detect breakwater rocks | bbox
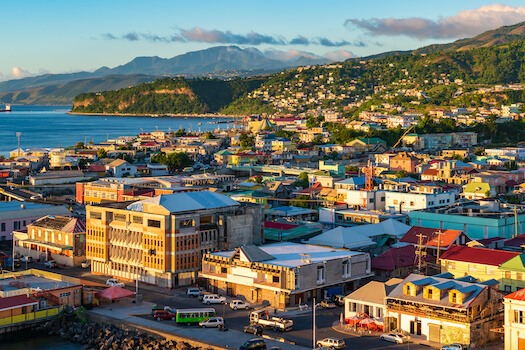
[38,313,203,350]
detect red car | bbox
[153,310,175,321]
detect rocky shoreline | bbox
[38,312,208,350]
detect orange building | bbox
[390,152,420,173]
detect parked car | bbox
[186,288,201,298]
[243,324,263,336]
[44,260,56,268]
[198,292,213,301]
[153,310,175,321]
[230,300,251,310]
[199,317,224,328]
[320,300,336,309]
[380,333,410,344]
[331,295,345,306]
[20,256,33,263]
[316,338,345,349]
[441,344,467,350]
[81,260,91,268]
[239,338,266,350]
[202,294,226,304]
[106,278,125,287]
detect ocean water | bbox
[1,330,84,350]
[0,105,235,157]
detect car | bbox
[199,317,224,328]
[243,324,263,336]
[316,338,345,349]
[202,294,226,304]
[230,300,251,310]
[441,344,467,350]
[106,278,125,287]
[331,295,345,306]
[239,338,266,350]
[198,292,213,301]
[44,260,56,268]
[20,256,33,263]
[380,333,410,344]
[153,310,175,321]
[320,300,336,309]
[81,260,91,268]
[186,288,201,298]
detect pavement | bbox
[90,299,311,350]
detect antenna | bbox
[434,230,445,265]
[415,233,427,273]
[16,132,22,157]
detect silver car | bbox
[380,332,410,344]
[316,338,345,349]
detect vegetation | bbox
[150,151,193,171]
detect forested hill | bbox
[73,40,525,115]
[72,77,270,114]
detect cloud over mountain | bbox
[324,49,355,61]
[346,4,525,39]
[103,27,354,47]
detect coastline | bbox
[67,111,244,118]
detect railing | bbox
[254,278,280,288]
[0,306,63,327]
[201,269,227,278]
[388,302,471,323]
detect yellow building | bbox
[86,191,263,288]
[440,245,521,291]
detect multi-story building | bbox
[386,273,504,347]
[76,177,157,205]
[17,215,86,266]
[384,188,455,213]
[504,288,525,350]
[86,191,263,288]
[390,152,420,173]
[0,202,71,241]
[403,132,477,150]
[410,200,525,240]
[200,242,372,307]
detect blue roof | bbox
[0,202,49,212]
[127,191,239,213]
[337,177,366,185]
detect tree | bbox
[166,152,193,170]
[396,170,408,178]
[345,165,359,173]
[97,148,107,158]
[175,129,186,137]
[290,195,310,208]
[74,142,85,149]
[205,132,217,139]
[239,133,254,148]
[293,172,309,189]
[473,147,485,156]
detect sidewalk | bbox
[90,299,311,350]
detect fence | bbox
[0,305,64,327]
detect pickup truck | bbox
[106,278,125,287]
[249,310,293,331]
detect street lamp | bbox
[16,132,21,157]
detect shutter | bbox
[428,323,441,343]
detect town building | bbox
[390,152,420,173]
[386,273,504,347]
[503,288,525,350]
[0,202,71,241]
[106,159,138,177]
[16,216,86,267]
[400,227,470,258]
[76,177,157,205]
[86,191,263,288]
[200,242,372,307]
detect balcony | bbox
[388,301,471,323]
[254,278,281,288]
[201,268,227,279]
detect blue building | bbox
[409,200,525,240]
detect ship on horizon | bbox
[0,104,11,112]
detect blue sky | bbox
[2,1,525,81]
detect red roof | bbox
[88,165,106,172]
[505,288,525,301]
[422,169,438,176]
[505,233,525,249]
[372,246,418,271]
[264,221,300,230]
[98,286,135,300]
[0,295,38,311]
[439,245,520,266]
[401,226,465,248]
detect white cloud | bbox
[346,4,525,39]
[324,50,355,62]
[9,67,33,80]
[264,49,323,62]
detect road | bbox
[24,262,431,350]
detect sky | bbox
[2,1,525,81]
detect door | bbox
[519,338,525,350]
[428,323,440,343]
[410,321,415,334]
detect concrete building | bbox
[106,159,138,177]
[504,288,525,350]
[200,242,372,307]
[76,177,156,205]
[409,201,525,240]
[86,191,263,288]
[384,189,455,213]
[386,273,504,347]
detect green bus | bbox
[175,308,216,325]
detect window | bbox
[448,262,455,269]
[468,265,477,273]
[518,273,523,280]
[514,310,525,324]
[90,212,102,220]
[451,292,457,303]
[505,285,512,293]
[369,198,374,203]
[427,288,433,299]
[148,219,161,228]
[317,264,326,284]
[505,271,511,279]
[132,216,142,224]
[410,201,414,206]
[381,197,385,202]
[342,260,351,277]
[60,292,71,298]
[393,200,398,205]
[221,267,227,274]
[1,223,5,232]
[180,219,194,228]
[486,267,494,275]
[272,275,280,283]
[114,213,126,222]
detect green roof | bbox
[463,182,491,194]
[356,137,386,144]
[215,150,232,155]
[499,254,525,272]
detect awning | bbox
[19,238,72,251]
[97,286,135,300]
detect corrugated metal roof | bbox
[439,245,520,267]
[0,204,71,221]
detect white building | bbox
[106,159,138,177]
[504,288,525,350]
[384,190,455,213]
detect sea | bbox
[1,330,84,350]
[0,105,236,157]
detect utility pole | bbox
[313,297,316,349]
[415,233,426,274]
[515,205,519,238]
[16,132,21,157]
[435,230,445,266]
